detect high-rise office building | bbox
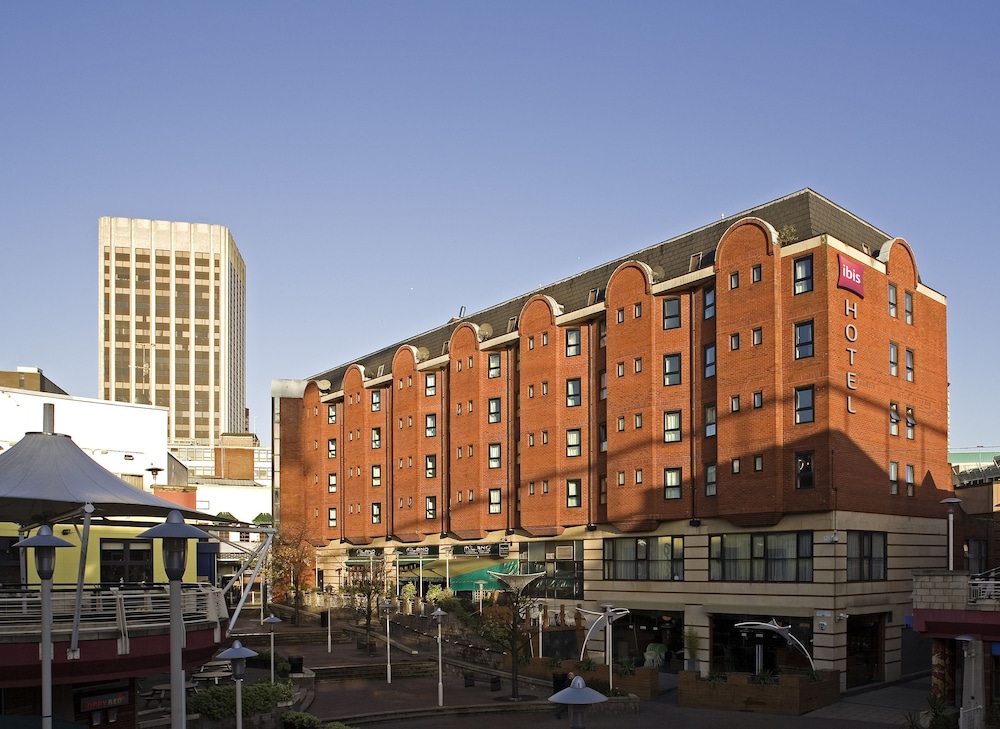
[99,217,247,445]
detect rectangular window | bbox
[617,471,625,487]
[566,378,581,407]
[528,384,535,398]
[752,264,762,283]
[603,536,684,581]
[635,469,643,484]
[889,342,898,376]
[566,328,581,356]
[566,429,582,457]
[426,413,437,436]
[705,404,716,437]
[634,413,643,429]
[754,454,763,471]
[889,461,899,495]
[566,480,582,508]
[372,503,382,524]
[706,464,717,496]
[100,538,154,585]
[542,381,548,395]
[617,307,625,323]
[328,508,337,528]
[425,373,436,396]
[371,391,381,411]
[529,482,535,495]
[795,451,814,489]
[426,496,437,519]
[634,302,642,318]
[328,439,337,458]
[905,291,913,324]
[328,404,337,424]
[542,332,548,346]
[664,411,681,443]
[794,321,814,359]
[663,298,681,330]
[966,538,988,574]
[488,352,501,378]
[598,423,607,451]
[425,455,436,478]
[489,488,502,514]
[752,327,762,346]
[704,345,715,378]
[794,386,814,424]
[906,464,915,495]
[847,531,886,581]
[731,395,740,412]
[888,283,898,317]
[710,531,813,582]
[905,349,914,382]
[371,428,381,449]
[906,406,915,439]
[456,360,462,372]
[617,362,625,377]
[328,473,337,492]
[704,288,715,319]
[599,319,607,347]
[489,443,501,469]
[634,357,642,373]
[488,397,501,423]
[664,467,682,500]
[599,371,607,399]
[663,354,681,386]
[730,271,739,289]
[793,255,813,294]
[372,465,382,487]
[617,416,625,432]
[456,402,462,415]
[753,391,763,409]
[528,336,535,350]
[541,432,548,444]
[890,402,900,436]
[730,333,740,351]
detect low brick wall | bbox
[505,657,660,700]
[678,670,840,715]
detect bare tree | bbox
[488,571,544,701]
[266,524,314,625]
[344,557,388,654]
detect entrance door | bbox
[846,614,883,687]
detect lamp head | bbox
[14,525,73,581]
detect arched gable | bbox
[607,260,655,299]
[519,294,563,331]
[877,238,919,288]
[715,217,778,270]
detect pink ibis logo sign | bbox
[837,254,865,298]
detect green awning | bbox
[396,558,518,591]
[216,511,236,523]
[252,512,273,525]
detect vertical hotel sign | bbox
[838,253,865,414]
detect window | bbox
[372,503,382,524]
[732,458,740,474]
[706,464,717,496]
[906,349,914,382]
[663,298,681,330]
[664,411,681,443]
[598,423,607,451]
[542,481,548,494]
[467,400,473,413]
[617,471,625,487]
[328,439,337,458]
[426,496,437,519]
[328,508,337,528]
[456,360,462,372]
[710,531,813,582]
[889,342,898,376]
[100,539,153,585]
[599,371,607,399]
[730,271,739,289]
[566,480,582,508]
[617,307,625,323]
[635,469,643,484]
[704,345,715,378]
[425,373,436,396]
[617,416,625,432]
[528,384,534,398]
[529,482,535,495]
[794,386,814,424]
[528,434,534,447]
[664,468,682,500]
[371,465,381,487]
[795,451,814,489]
[328,473,337,492]
[752,327,762,346]
[528,336,535,350]
[426,413,436,436]
[425,455,436,478]
[371,428,381,449]
[488,443,501,469]
[904,291,913,324]
[754,454,763,472]
[889,402,900,436]
[566,379,581,407]
[634,413,643,429]
[730,333,740,351]
[634,357,642,373]
[488,352,501,378]
[566,429,582,457]
[617,362,625,377]
[634,302,642,318]
[793,255,813,294]
[456,402,462,415]
[888,283,897,317]
[566,329,581,356]
[488,397,501,423]
[906,407,915,439]
[542,332,548,346]
[731,395,740,412]
[752,264,762,283]
[966,538,988,574]
[906,464,915,495]
[794,321,814,359]
[328,404,337,424]
[753,391,763,409]
[542,381,548,395]
[541,432,548,444]
[489,489,502,514]
[599,319,607,347]
[663,354,681,386]
[704,288,715,319]
[603,536,684,581]
[705,404,717,437]
[468,357,474,369]
[889,461,899,494]
[371,391,381,411]
[847,531,886,581]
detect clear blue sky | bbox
[2,2,997,453]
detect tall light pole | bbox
[263,614,282,683]
[536,601,546,658]
[475,580,486,613]
[16,525,72,729]
[432,607,446,706]
[219,640,257,729]
[382,598,393,684]
[941,497,962,571]
[138,510,211,729]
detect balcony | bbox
[912,569,1000,641]
[0,583,228,688]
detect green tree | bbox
[344,557,388,654]
[266,524,314,625]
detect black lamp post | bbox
[218,639,258,729]
[15,525,72,729]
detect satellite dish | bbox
[316,379,331,392]
[416,347,430,362]
[479,323,494,340]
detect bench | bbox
[462,672,501,690]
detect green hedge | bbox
[187,679,293,720]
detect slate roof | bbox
[310,189,891,391]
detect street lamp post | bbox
[536,601,546,658]
[15,525,72,729]
[138,510,211,729]
[263,614,282,683]
[941,497,962,571]
[432,607,446,707]
[475,580,486,613]
[218,640,258,729]
[548,675,608,729]
[382,598,393,684]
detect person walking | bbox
[554,671,575,719]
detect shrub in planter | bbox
[188,679,293,719]
[281,711,322,729]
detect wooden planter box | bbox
[678,670,840,715]
[506,657,659,700]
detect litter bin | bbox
[552,671,569,693]
[320,611,329,628]
[289,656,304,674]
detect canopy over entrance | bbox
[397,558,518,591]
